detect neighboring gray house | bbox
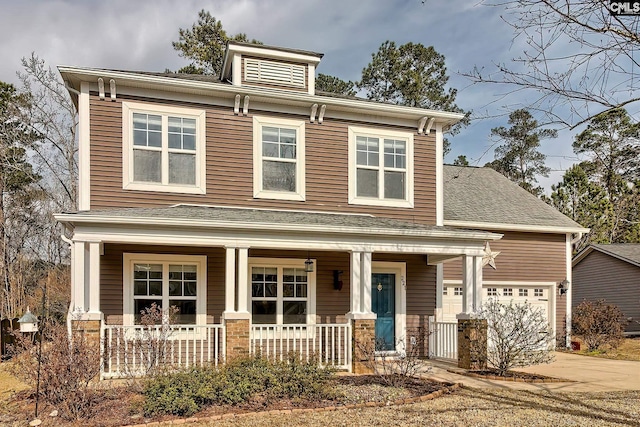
[573,244,640,334]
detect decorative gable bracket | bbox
[309,104,327,123]
[233,94,251,116]
[417,116,435,135]
[97,78,116,101]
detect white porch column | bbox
[459,255,484,317]
[237,248,249,315]
[223,247,236,315]
[88,242,101,314]
[435,264,444,321]
[472,255,483,312]
[461,255,474,315]
[348,251,362,315]
[72,241,86,313]
[360,252,373,314]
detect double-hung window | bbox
[249,258,315,325]
[348,126,413,207]
[123,254,207,326]
[253,116,305,201]
[123,102,206,194]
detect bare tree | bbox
[466,1,640,129]
[479,299,555,376]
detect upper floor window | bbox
[122,102,206,194]
[253,116,305,201]
[348,126,414,208]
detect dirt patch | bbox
[451,368,570,383]
[0,375,454,427]
[567,337,640,361]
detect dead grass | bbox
[572,337,640,361]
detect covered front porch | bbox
[55,205,500,378]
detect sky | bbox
[0,0,582,192]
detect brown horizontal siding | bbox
[89,94,436,224]
[573,250,640,333]
[443,231,566,282]
[101,244,225,324]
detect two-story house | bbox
[55,42,585,377]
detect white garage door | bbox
[442,284,551,323]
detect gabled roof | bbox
[573,244,640,268]
[443,165,588,234]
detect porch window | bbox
[249,259,316,325]
[348,126,414,208]
[123,254,207,326]
[122,101,206,194]
[253,116,306,201]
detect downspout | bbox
[61,234,73,336]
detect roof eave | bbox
[573,245,640,268]
[443,220,589,235]
[55,213,502,242]
[57,66,465,127]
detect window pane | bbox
[384,171,405,199]
[134,281,147,296]
[280,143,296,159]
[147,114,161,131]
[283,301,306,324]
[169,281,181,296]
[168,133,181,149]
[252,283,264,298]
[170,300,196,324]
[280,128,296,144]
[133,149,161,182]
[147,130,161,148]
[252,301,277,324]
[134,299,162,324]
[283,283,294,297]
[263,142,279,158]
[262,127,279,142]
[133,113,147,130]
[183,134,196,151]
[133,130,147,146]
[296,283,307,298]
[357,168,378,197]
[263,160,296,192]
[169,153,196,185]
[265,282,277,297]
[183,118,196,134]
[149,281,162,296]
[168,117,182,133]
[184,281,197,297]
[265,268,277,282]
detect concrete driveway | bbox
[426,352,640,392]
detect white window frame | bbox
[348,126,414,208]
[247,257,316,325]
[123,253,207,327]
[122,101,206,194]
[253,116,306,201]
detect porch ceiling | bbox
[55,205,502,255]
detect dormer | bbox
[220,42,323,95]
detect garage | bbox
[441,282,555,331]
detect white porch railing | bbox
[101,324,225,379]
[428,316,458,361]
[250,323,351,371]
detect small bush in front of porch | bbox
[572,299,628,351]
[142,355,337,417]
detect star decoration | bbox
[482,242,500,270]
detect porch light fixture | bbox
[304,253,314,273]
[333,270,343,291]
[558,279,569,296]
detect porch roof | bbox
[56,205,501,241]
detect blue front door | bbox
[372,273,395,351]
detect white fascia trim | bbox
[58,67,464,127]
[443,220,589,234]
[78,82,90,210]
[225,44,322,66]
[55,214,501,241]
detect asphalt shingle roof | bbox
[443,165,584,230]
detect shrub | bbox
[143,355,336,416]
[572,299,628,351]
[479,299,555,376]
[10,320,101,420]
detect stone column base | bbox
[225,318,250,360]
[70,319,102,344]
[352,319,376,374]
[457,318,487,370]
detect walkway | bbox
[425,352,640,392]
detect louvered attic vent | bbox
[244,58,306,88]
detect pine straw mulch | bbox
[0,375,455,427]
